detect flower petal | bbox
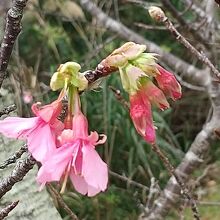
[156,65,182,100]
[27,123,56,163]
[82,144,108,192]
[69,171,88,195]
[130,93,156,143]
[0,116,39,139]
[37,143,74,185]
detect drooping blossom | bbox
[100,42,182,143]
[156,65,182,100]
[37,111,108,197]
[0,91,64,163]
[130,92,155,143]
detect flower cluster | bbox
[101,42,181,143]
[0,62,108,197]
[0,42,182,197]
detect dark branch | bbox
[0,154,35,198]
[0,201,19,219]
[0,0,29,88]
[0,104,16,117]
[0,145,27,169]
[47,184,79,220]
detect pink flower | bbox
[130,92,155,143]
[156,65,182,100]
[141,79,170,111]
[37,112,108,197]
[0,92,64,163]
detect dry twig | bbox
[0,0,29,88]
[0,104,16,117]
[0,201,19,219]
[0,145,27,169]
[47,184,79,220]
[0,154,35,198]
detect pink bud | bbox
[156,65,182,100]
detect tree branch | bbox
[0,104,16,117]
[0,145,27,169]
[79,0,210,87]
[141,82,220,219]
[0,200,19,219]
[0,0,29,88]
[0,154,35,198]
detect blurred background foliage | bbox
[1,0,220,219]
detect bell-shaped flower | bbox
[130,92,155,143]
[50,62,88,92]
[156,65,182,100]
[0,91,64,163]
[37,112,108,197]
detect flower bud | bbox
[148,6,166,22]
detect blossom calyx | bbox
[50,62,88,91]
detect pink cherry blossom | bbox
[156,65,182,100]
[130,92,155,143]
[37,112,108,197]
[0,92,64,163]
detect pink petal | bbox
[72,112,89,139]
[69,171,88,195]
[32,90,64,123]
[141,80,170,110]
[88,131,99,145]
[87,185,102,197]
[82,144,108,192]
[37,143,74,185]
[130,93,156,143]
[0,116,39,139]
[156,65,182,100]
[27,123,56,163]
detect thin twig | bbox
[151,143,200,220]
[0,0,29,88]
[0,201,19,219]
[156,11,220,79]
[0,145,27,169]
[109,170,149,191]
[108,86,130,109]
[47,184,79,220]
[0,154,35,198]
[0,104,16,117]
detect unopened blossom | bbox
[156,65,182,100]
[0,91,64,162]
[37,111,108,197]
[130,92,155,143]
[101,42,182,143]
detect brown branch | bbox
[149,8,220,80]
[142,82,220,219]
[0,154,35,198]
[108,86,130,110]
[0,0,29,88]
[161,0,209,48]
[0,201,19,219]
[79,0,210,87]
[0,104,16,117]
[109,170,149,191]
[150,143,200,220]
[0,145,27,169]
[47,184,79,220]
